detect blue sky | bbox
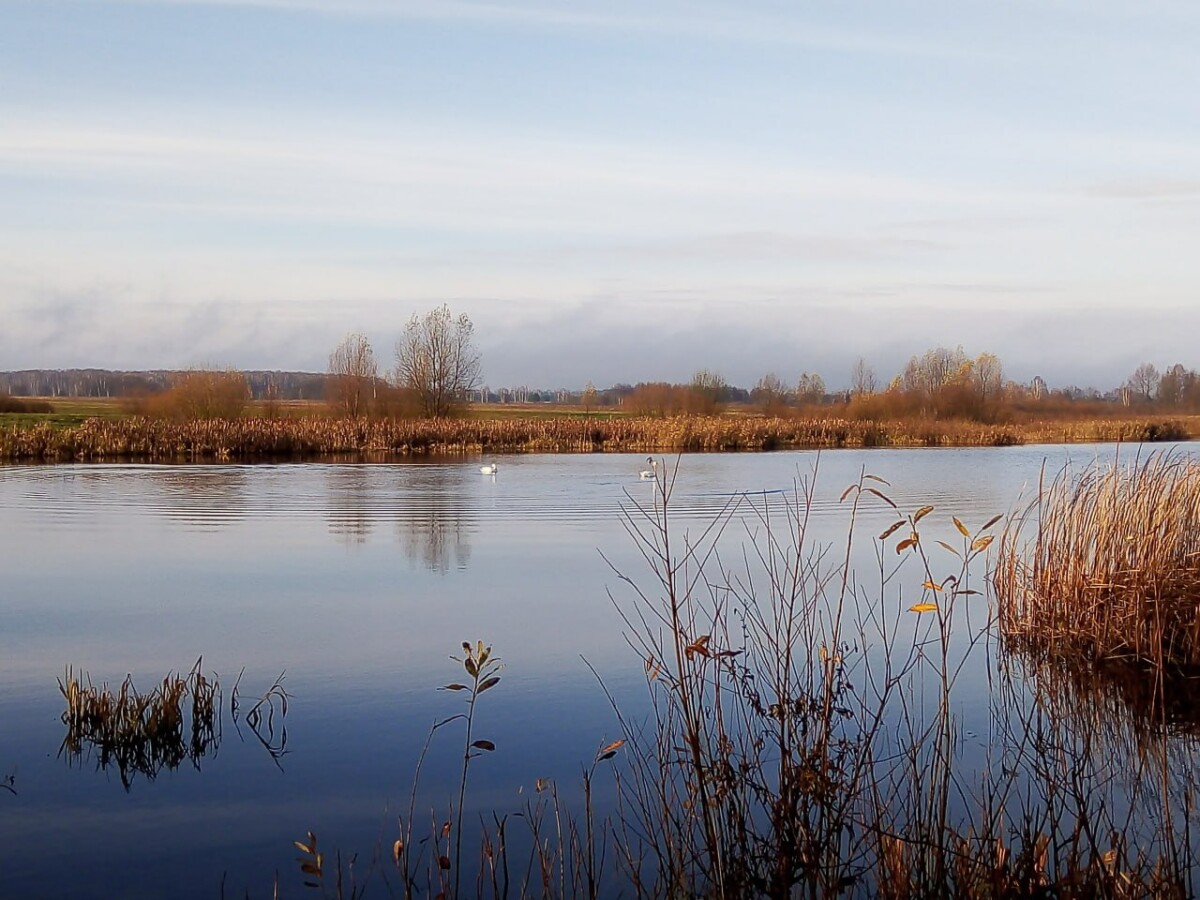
[3,0,1199,390]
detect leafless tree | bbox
[1126,362,1160,403]
[394,305,481,418]
[795,371,826,405]
[973,352,1004,401]
[850,357,877,397]
[328,332,378,418]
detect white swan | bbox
[480,463,498,475]
[639,457,657,480]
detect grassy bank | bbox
[0,413,1193,461]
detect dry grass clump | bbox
[59,659,220,789]
[996,452,1200,669]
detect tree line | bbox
[5,305,1200,424]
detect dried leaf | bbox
[441,683,469,691]
[597,738,626,761]
[981,514,1003,531]
[439,855,451,871]
[895,538,916,554]
[477,676,501,693]
[294,841,313,854]
[913,505,935,523]
[878,520,906,541]
[971,535,994,551]
[464,658,478,678]
[863,474,891,485]
[392,839,403,863]
[935,540,961,558]
[865,487,897,508]
[301,863,321,876]
[839,485,857,502]
[909,602,938,613]
[472,739,496,751]
[922,581,943,592]
[953,516,970,537]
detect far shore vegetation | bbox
[3,307,1200,460]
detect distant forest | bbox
[0,369,331,401]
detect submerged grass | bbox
[0,414,1192,461]
[995,451,1200,669]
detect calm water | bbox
[0,445,1176,897]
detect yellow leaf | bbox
[953,516,970,537]
[895,538,916,554]
[922,581,943,592]
[878,519,905,541]
[971,535,994,551]
[909,602,938,613]
[913,505,935,523]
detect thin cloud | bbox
[72,0,978,59]
[1081,178,1200,200]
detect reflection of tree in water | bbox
[395,469,474,574]
[326,467,374,545]
[145,467,248,529]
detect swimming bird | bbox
[639,457,657,480]
[480,463,499,475]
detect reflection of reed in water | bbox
[1004,639,1200,737]
[148,468,248,529]
[59,660,288,789]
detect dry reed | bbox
[1,414,1191,461]
[995,451,1200,669]
[59,659,220,789]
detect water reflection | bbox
[394,467,474,573]
[146,467,248,529]
[326,466,374,545]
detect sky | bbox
[2,0,1200,391]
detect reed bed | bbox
[0,414,1191,461]
[995,451,1200,670]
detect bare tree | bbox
[795,371,826,405]
[394,305,482,418]
[328,332,378,418]
[850,357,877,397]
[1126,362,1160,403]
[973,352,1004,401]
[582,380,598,415]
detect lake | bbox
[0,445,1189,897]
